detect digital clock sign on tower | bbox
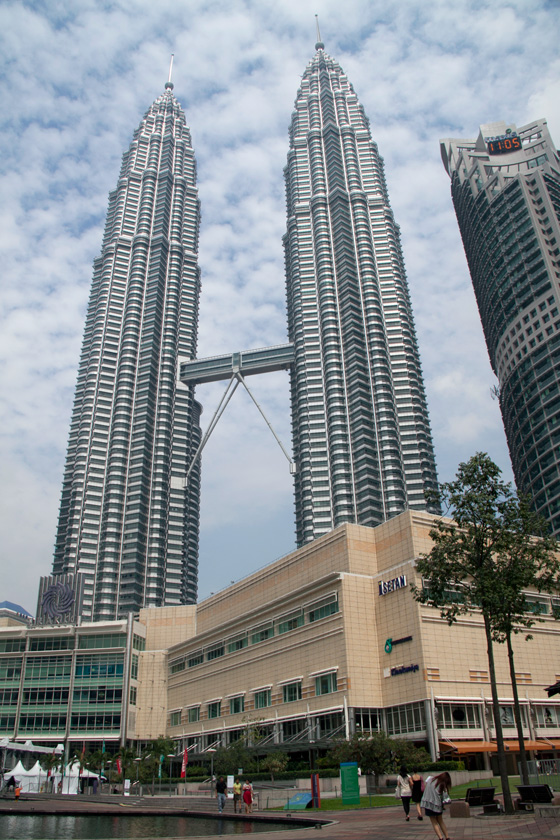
[485,132,522,155]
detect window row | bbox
[169,595,339,674]
[171,672,339,725]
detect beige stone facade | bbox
[158,511,560,769]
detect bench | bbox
[449,787,496,819]
[516,784,554,811]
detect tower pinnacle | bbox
[315,15,324,50]
[165,53,174,90]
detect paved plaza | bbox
[2,795,560,840]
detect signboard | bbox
[35,573,84,625]
[340,761,360,805]
[385,635,412,653]
[378,575,407,596]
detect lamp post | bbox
[207,748,217,789]
[134,757,141,792]
[167,754,175,797]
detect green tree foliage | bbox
[260,752,289,782]
[329,733,427,785]
[413,453,560,811]
[212,741,257,777]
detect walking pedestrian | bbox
[242,779,253,813]
[396,765,412,821]
[420,772,452,840]
[410,767,424,820]
[233,777,242,813]
[216,776,227,813]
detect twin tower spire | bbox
[53,41,439,620]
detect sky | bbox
[1,0,559,614]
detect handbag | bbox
[395,786,401,798]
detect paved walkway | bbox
[1,794,560,839]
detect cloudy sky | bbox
[1,0,559,614]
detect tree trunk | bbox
[484,615,513,813]
[506,631,529,785]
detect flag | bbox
[116,757,122,775]
[180,748,188,778]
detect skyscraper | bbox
[53,80,202,620]
[283,41,439,544]
[441,119,560,535]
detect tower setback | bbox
[53,83,202,620]
[441,119,560,535]
[284,43,439,544]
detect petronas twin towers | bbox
[53,42,438,620]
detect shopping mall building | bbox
[2,511,560,772]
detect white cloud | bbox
[0,0,558,611]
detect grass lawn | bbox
[271,776,544,811]
[449,776,522,798]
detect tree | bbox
[212,741,257,777]
[330,732,394,787]
[413,453,560,813]
[483,494,559,783]
[260,753,289,783]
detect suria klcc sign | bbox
[378,574,407,596]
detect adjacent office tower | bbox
[284,41,439,545]
[53,81,202,620]
[441,120,560,535]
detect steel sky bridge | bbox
[179,344,296,483]
[179,343,294,385]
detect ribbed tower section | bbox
[284,43,439,546]
[53,82,202,620]
[441,119,560,536]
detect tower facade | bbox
[53,82,202,620]
[284,43,439,545]
[441,119,560,535]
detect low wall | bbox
[179,769,494,808]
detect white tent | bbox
[17,761,49,793]
[2,760,49,793]
[51,763,100,795]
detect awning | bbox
[501,740,550,752]
[439,740,497,754]
[535,738,560,749]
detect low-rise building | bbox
[1,510,560,774]
[165,511,560,771]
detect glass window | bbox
[277,612,304,634]
[251,625,274,644]
[283,682,302,703]
[188,652,203,668]
[386,702,426,736]
[229,696,245,715]
[207,644,224,661]
[208,701,221,719]
[29,637,71,652]
[315,672,337,696]
[170,711,181,726]
[536,706,560,727]
[188,707,200,723]
[78,634,127,649]
[254,689,271,709]
[0,639,26,653]
[308,596,338,622]
[227,635,248,653]
[439,703,481,729]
